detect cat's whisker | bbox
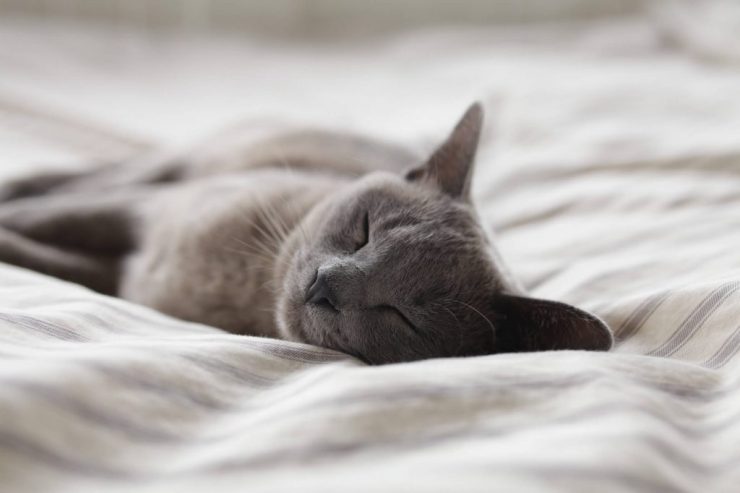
[252,206,284,248]
[269,201,293,242]
[233,225,276,260]
[289,205,310,245]
[255,179,290,236]
[235,200,283,251]
[227,203,297,275]
[223,240,262,258]
[434,301,464,357]
[446,298,496,350]
[253,196,282,240]
[258,277,281,292]
[224,250,272,271]
[231,236,274,261]
[275,157,311,244]
[225,239,279,270]
[258,199,290,245]
[224,241,286,294]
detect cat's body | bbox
[123,170,329,338]
[1,129,412,336]
[0,104,613,363]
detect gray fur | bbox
[0,103,612,364]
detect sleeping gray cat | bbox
[0,103,612,364]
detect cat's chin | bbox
[274,287,332,347]
[300,304,338,344]
[281,298,362,358]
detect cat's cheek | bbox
[295,247,312,269]
[274,279,307,343]
[301,305,334,343]
[273,296,295,341]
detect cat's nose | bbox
[305,269,338,310]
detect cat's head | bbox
[276,103,612,364]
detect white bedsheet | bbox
[2,6,740,492]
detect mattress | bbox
[2,5,740,492]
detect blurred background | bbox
[0,0,739,187]
[0,0,646,35]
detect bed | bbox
[1,3,740,491]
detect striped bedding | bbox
[2,7,740,492]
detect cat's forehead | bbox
[361,182,495,285]
[351,172,475,225]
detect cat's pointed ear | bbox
[492,295,613,352]
[405,102,484,200]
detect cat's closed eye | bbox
[354,211,370,251]
[378,305,419,335]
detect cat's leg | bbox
[0,170,86,202]
[0,189,151,293]
[0,189,147,253]
[0,227,119,294]
[0,153,185,202]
